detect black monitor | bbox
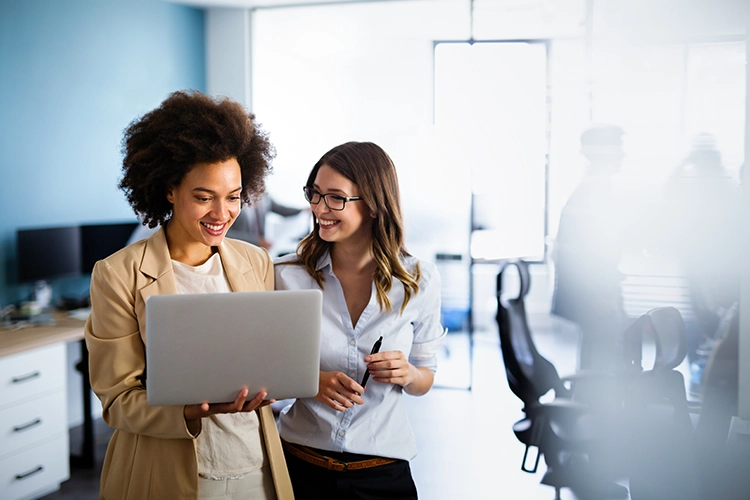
[16,226,83,283]
[80,222,140,273]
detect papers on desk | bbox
[68,308,91,321]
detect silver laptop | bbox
[145,289,322,406]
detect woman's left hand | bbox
[184,389,274,420]
[364,350,416,387]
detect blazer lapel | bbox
[136,227,178,335]
[217,240,255,292]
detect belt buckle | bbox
[327,457,348,471]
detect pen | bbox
[360,336,383,387]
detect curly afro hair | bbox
[118,90,275,228]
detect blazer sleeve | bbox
[85,259,198,440]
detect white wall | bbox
[206,7,252,107]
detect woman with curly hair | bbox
[84,90,293,499]
[275,141,446,499]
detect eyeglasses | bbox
[303,186,363,211]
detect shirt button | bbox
[350,372,356,378]
[349,340,355,346]
[339,431,345,437]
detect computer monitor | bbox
[16,226,83,283]
[80,222,140,273]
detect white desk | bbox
[0,314,90,500]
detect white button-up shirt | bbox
[274,251,446,461]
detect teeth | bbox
[318,219,337,226]
[202,222,224,231]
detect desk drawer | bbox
[0,434,69,500]
[0,343,65,408]
[0,391,67,459]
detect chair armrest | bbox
[542,399,590,411]
[560,371,624,407]
[561,370,616,384]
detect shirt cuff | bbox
[409,327,448,372]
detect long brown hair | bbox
[296,142,420,313]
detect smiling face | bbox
[165,158,242,265]
[311,164,373,246]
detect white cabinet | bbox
[0,342,69,500]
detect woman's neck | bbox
[165,224,215,266]
[330,240,375,275]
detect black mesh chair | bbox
[620,306,701,500]
[496,260,627,500]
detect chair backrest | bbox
[621,306,688,373]
[496,260,567,408]
[648,306,688,372]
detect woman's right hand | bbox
[184,388,273,420]
[315,371,364,411]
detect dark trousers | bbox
[284,448,418,500]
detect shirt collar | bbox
[315,250,333,273]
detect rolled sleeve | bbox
[409,327,448,372]
[408,261,446,372]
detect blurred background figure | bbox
[551,124,628,372]
[660,133,741,395]
[227,192,305,252]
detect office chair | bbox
[496,260,627,500]
[620,306,701,500]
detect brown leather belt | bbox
[282,440,397,471]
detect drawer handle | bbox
[14,466,43,480]
[11,371,41,383]
[13,418,42,432]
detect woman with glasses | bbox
[274,141,446,499]
[84,90,293,499]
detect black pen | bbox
[360,336,383,387]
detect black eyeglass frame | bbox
[303,186,363,211]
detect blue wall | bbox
[0,0,205,304]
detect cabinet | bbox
[0,342,69,500]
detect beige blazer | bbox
[85,227,294,499]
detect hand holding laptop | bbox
[184,388,275,420]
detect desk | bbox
[0,314,84,357]
[0,313,95,470]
